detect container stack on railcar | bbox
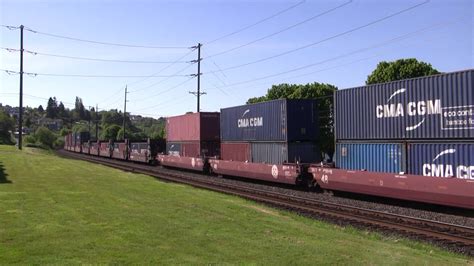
[210,99,321,185]
[309,69,474,208]
[129,139,165,163]
[99,140,112,158]
[165,112,220,157]
[71,132,90,153]
[158,112,220,171]
[111,139,129,160]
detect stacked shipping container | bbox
[166,112,220,157]
[334,69,474,179]
[220,99,321,165]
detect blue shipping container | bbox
[335,143,405,173]
[408,143,474,180]
[220,99,319,142]
[335,70,474,140]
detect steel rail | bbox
[58,150,474,254]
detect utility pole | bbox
[123,86,128,140]
[18,25,24,150]
[95,104,99,140]
[197,43,201,112]
[189,43,205,112]
[88,106,91,135]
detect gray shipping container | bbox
[220,99,319,142]
[250,142,321,165]
[407,142,474,179]
[335,142,405,173]
[335,70,474,140]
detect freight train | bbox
[64,69,474,209]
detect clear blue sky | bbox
[1,0,472,118]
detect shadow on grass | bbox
[0,162,11,184]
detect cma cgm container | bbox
[335,70,474,140]
[220,99,319,142]
[408,142,474,180]
[251,142,321,164]
[335,143,405,173]
[166,112,220,142]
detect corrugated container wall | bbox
[335,143,405,173]
[335,70,474,140]
[166,112,220,141]
[220,142,251,162]
[220,99,319,142]
[407,143,474,179]
[250,142,321,165]
[167,141,220,157]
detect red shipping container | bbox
[166,112,220,141]
[221,142,251,162]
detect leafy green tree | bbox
[247,96,268,104]
[0,110,15,145]
[57,102,69,119]
[46,97,58,118]
[246,82,337,159]
[366,58,440,85]
[101,124,121,140]
[74,97,86,120]
[72,122,89,133]
[35,127,57,148]
[38,105,44,114]
[25,117,32,128]
[59,127,71,136]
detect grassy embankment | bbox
[0,145,471,264]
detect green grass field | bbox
[0,145,471,264]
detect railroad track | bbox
[58,150,474,255]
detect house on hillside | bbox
[37,117,63,131]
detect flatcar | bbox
[64,69,474,209]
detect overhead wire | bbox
[132,77,196,111]
[205,0,305,45]
[0,24,20,30]
[131,75,196,102]
[203,0,430,75]
[0,69,191,78]
[211,18,457,90]
[0,48,190,64]
[239,28,452,96]
[204,0,352,59]
[126,48,196,89]
[23,26,190,49]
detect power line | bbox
[205,0,305,45]
[126,48,196,88]
[24,26,190,49]
[211,19,454,90]
[203,0,430,75]
[236,28,451,95]
[128,63,195,93]
[205,0,352,59]
[0,48,190,64]
[0,24,20,30]
[0,69,192,78]
[94,49,196,105]
[132,77,196,111]
[131,76,195,102]
[0,92,77,107]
